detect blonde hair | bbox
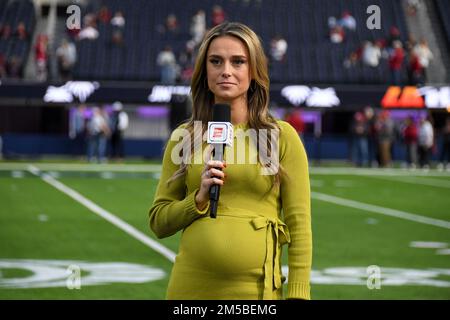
[168,22,283,190]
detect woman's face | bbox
[206,35,251,104]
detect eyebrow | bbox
[208,54,248,59]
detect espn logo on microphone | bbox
[207,122,233,146]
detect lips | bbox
[217,82,236,85]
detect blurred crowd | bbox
[0,2,437,87]
[331,5,434,86]
[69,102,129,163]
[349,106,450,171]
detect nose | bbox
[221,62,232,78]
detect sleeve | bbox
[278,121,312,300]
[148,127,210,239]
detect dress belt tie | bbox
[251,216,291,300]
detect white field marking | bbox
[11,171,24,178]
[309,167,450,177]
[280,266,450,287]
[333,180,357,188]
[0,259,166,289]
[436,249,450,255]
[310,179,324,187]
[1,162,450,176]
[47,171,60,179]
[311,191,450,230]
[369,175,450,189]
[410,241,448,249]
[27,165,176,263]
[365,218,378,225]
[100,172,115,179]
[0,162,162,172]
[38,214,49,222]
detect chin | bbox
[214,93,236,102]
[215,92,246,102]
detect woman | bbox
[149,22,312,300]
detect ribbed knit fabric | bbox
[149,120,312,300]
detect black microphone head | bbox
[212,103,231,122]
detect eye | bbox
[233,59,246,65]
[209,58,221,65]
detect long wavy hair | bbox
[168,22,283,189]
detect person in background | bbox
[0,53,7,78]
[402,115,418,169]
[69,104,87,158]
[364,106,377,167]
[339,11,356,31]
[407,49,423,85]
[211,5,226,26]
[156,46,179,85]
[285,108,305,141]
[166,13,179,34]
[15,22,29,40]
[329,25,345,44]
[109,101,129,162]
[110,11,126,46]
[6,55,23,79]
[437,117,450,171]
[413,39,433,83]
[1,24,11,40]
[361,41,382,68]
[78,18,99,41]
[190,10,206,45]
[56,39,77,81]
[149,22,312,300]
[179,40,197,84]
[376,110,395,168]
[350,111,369,167]
[34,34,48,81]
[97,6,112,24]
[270,35,288,63]
[417,115,434,170]
[111,11,125,28]
[87,106,110,163]
[388,40,405,85]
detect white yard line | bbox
[1,163,449,176]
[0,162,162,172]
[309,167,450,177]
[311,191,450,230]
[369,175,450,189]
[27,165,176,263]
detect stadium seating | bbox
[435,0,450,46]
[0,0,36,78]
[69,0,408,84]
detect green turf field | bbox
[0,162,449,299]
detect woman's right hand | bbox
[195,160,226,211]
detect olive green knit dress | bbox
[149,121,312,300]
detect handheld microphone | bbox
[207,104,233,218]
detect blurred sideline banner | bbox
[1,80,449,110]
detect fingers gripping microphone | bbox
[207,104,233,218]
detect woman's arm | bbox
[278,121,312,300]
[149,129,209,239]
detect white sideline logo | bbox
[281,86,340,107]
[281,265,450,287]
[44,81,100,103]
[0,259,166,289]
[147,85,191,103]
